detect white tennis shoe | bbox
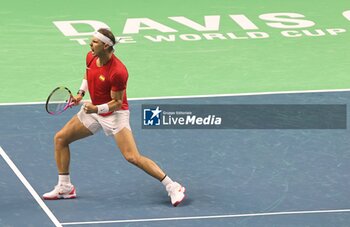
[43,184,76,200]
[166,182,186,207]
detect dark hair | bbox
[98,28,116,52]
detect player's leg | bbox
[114,127,165,179]
[54,115,93,174]
[114,127,186,206]
[43,109,98,200]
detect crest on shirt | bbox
[99,75,105,81]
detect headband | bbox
[93,31,115,47]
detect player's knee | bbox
[124,153,140,165]
[54,131,68,147]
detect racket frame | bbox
[45,86,74,115]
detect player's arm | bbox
[108,89,124,112]
[83,89,124,114]
[72,75,88,105]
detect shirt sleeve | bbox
[111,67,128,91]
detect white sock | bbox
[58,174,71,185]
[161,175,173,187]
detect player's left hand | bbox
[83,102,97,114]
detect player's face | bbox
[90,37,105,56]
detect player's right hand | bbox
[71,95,83,106]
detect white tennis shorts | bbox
[77,105,131,136]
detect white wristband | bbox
[97,104,109,114]
[80,79,88,92]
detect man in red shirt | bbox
[43,28,186,207]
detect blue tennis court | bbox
[1,91,350,226]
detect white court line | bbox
[1,88,350,106]
[61,208,350,225]
[0,146,62,227]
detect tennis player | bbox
[43,28,186,206]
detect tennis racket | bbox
[45,87,75,115]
